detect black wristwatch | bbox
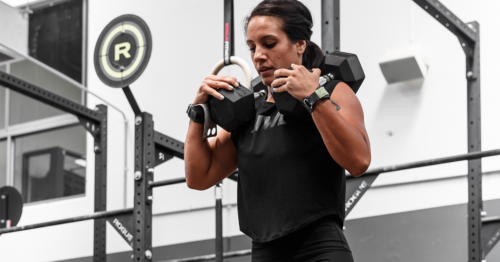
[302,86,330,113]
[186,104,205,124]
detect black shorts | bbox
[251,215,354,262]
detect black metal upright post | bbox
[465,22,482,262]
[215,183,223,262]
[321,0,340,54]
[133,112,155,261]
[223,0,234,65]
[93,105,108,262]
[410,1,482,260]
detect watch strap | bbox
[302,86,330,113]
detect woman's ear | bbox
[296,40,306,55]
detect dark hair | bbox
[244,0,324,69]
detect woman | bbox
[185,0,371,261]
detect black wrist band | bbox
[302,86,330,113]
[186,104,205,124]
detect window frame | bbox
[0,0,88,204]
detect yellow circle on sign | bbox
[100,23,146,79]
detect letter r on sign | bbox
[115,42,132,61]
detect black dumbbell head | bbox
[322,51,365,93]
[251,76,267,94]
[271,88,307,117]
[270,67,311,117]
[209,84,255,132]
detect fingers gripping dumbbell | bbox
[271,51,365,117]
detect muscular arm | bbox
[184,121,238,190]
[311,82,371,176]
[272,66,371,176]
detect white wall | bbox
[1,0,500,261]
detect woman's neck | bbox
[266,86,275,103]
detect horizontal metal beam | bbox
[360,148,500,177]
[0,208,133,235]
[154,131,184,159]
[161,249,251,262]
[149,171,239,189]
[149,177,186,188]
[413,0,477,43]
[0,71,103,123]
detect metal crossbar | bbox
[0,208,133,235]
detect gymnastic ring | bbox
[210,56,252,89]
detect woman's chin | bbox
[260,76,274,87]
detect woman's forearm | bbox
[311,99,371,176]
[184,120,213,189]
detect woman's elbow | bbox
[348,157,370,177]
[185,174,210,191]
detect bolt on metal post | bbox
[135,116,142,125]
[134,171,142,180]
[145,250,152,259]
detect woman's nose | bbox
[253,47,266,63]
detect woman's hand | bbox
[271,64,321,100]
[193,75,240,105]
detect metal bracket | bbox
[77,116,100,138]
[107,213,134,248]
[482,217,500,258]
[200,103,217,139]
[345,173,380,217]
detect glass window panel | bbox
[0,65,4,129]
[0,140,6,187]
[13,126,86,203]
[29,0,83,83]
[9,60,82,125]
[0,86,4,129]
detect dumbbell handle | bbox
[319,73,334,86]
[254,90,267,100]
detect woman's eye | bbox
[265,42,276,48]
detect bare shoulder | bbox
[331,82,366,128]
[331,82,361,110]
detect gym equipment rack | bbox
[0,71,110,261]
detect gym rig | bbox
[0,0,499,262]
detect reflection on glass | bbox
[0,140,6,187]
[14,126,86,203]
[23,148,85,203]
[9,60,82,125]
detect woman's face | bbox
[246,16,306,87]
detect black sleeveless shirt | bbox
[231,80,346,243]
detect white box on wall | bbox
[379,44,429,84]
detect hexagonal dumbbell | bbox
[321,51,365,94]
[208,83,266,132]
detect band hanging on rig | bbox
[223,0,235,65]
